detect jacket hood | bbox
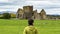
[28,26,35,31]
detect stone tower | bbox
[23,6,33,19]
[39,9,46,20]
[16,8,24,19]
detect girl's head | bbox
[28,19,34,26]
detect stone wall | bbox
[39,9,46,20]
[23,6,33,19]
[16,8,24,19]
[33,10,40,19]
[16,6,47,20]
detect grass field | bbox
[0,19,60,34]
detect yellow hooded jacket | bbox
[23,26,38,34]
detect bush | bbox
[3,13,11,19]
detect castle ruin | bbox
[16,6,46,20]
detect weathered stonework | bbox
[33,10,40,19]
[23,6,33,19]
[16,8,24,19]
[39,9,46,20]
[16,6,47,20]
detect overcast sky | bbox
[0,0,60,15]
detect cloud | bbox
[0,5,22,12]
[45,8,60,15]
[0,0,60,15]
[0,0,8,2]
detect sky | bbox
[0,0,60,15]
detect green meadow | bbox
[0,19,60,34]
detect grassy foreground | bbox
[0,19,60,34]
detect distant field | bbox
[0,19,60,34]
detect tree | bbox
[10,13,16,18]
[3,13,11,19]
